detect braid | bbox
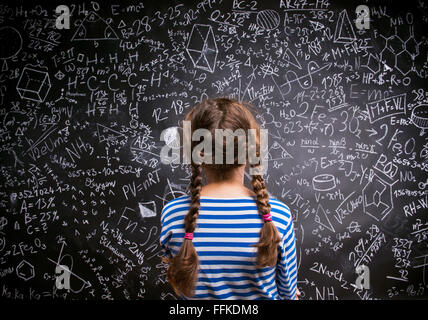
[166,163,202,297]
[251,164,281,267]
[252,173,270,214]
[185,163,202,233]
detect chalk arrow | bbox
[365,128,378,137]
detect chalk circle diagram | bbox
[411,104,428,135]
[160,178,188,206]
[71,11,119,41]
[186,24,218,73]
[312,174,336,191]
[256,10,280,31]
[0,26,23,59]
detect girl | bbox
[160,98,298,300]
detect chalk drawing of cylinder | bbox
[312,174,336,191]
[411,104,428,136]
[16,66,51,102]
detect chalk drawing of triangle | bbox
[314,203,335,232]
[71,11,119,41]
[2,59,8,72]
[268,141,293,160]
[96,123,127,144]
[138,201,157,218]
[334,9,356,43]
[284,48,302,69]
[309,20,325,32]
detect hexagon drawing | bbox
[404,37,419,57]
[395,50,413,76]
[386,34,404,54]
[16,259,35,281]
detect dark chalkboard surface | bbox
[0,0,427,300]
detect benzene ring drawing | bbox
[186,24,218,73]
[362,173,393,222]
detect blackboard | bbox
[0,0,427,300]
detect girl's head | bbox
[165,97,281,297]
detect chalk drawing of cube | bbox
[16,67,51,102]
[186,24,218,73]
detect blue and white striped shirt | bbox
[160,195,298,300]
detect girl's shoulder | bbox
[268,196,293,221]
[268,196,291,210]
[160,195,191,220]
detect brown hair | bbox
[165,98,281,297]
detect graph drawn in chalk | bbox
[334,9,356,43]
[276,61,331,96]
[71,11,119,41]
[186,24,218,73]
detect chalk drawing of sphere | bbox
[0,26,23,59]
[256,10,280,31]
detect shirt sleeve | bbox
[159,206,173,258]
[275,215,298,300]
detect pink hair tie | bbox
[262,213,272,222]
[184,232,194,240]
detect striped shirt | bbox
[160,195,298,300]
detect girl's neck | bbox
[201,166,256,197]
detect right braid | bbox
[251,164,281,267]
[185,163,202,233]
[166,163,202,297]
